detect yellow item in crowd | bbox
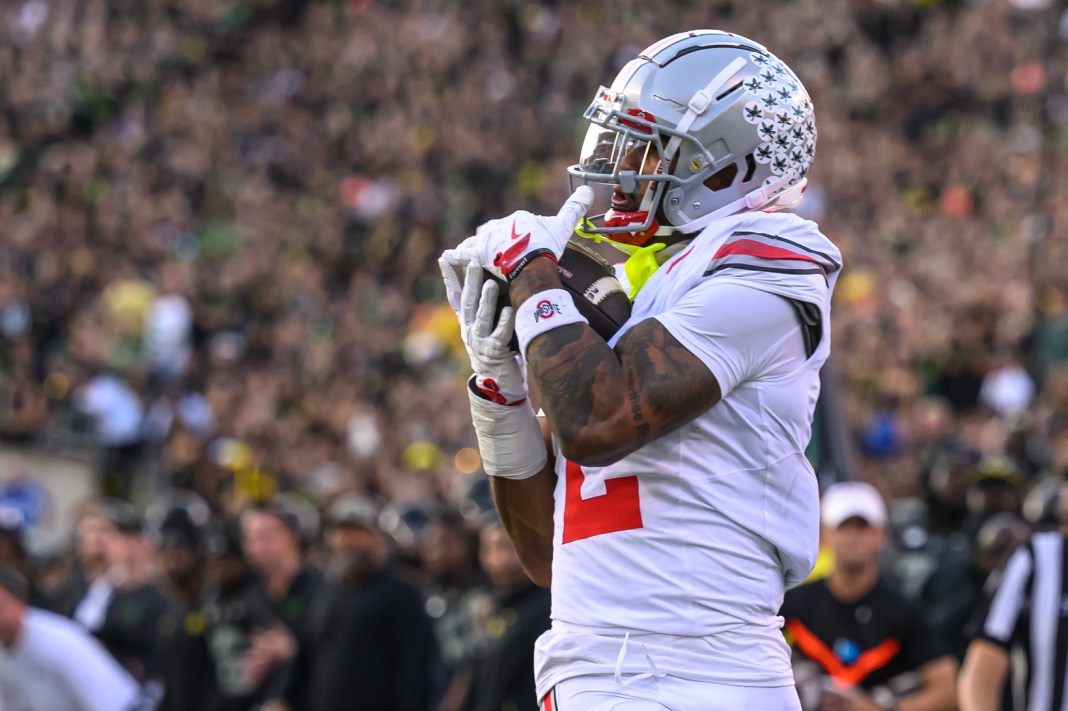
[807,544,835,582]
[101,279,156,335]
[403,441,443,472]
[234,466,277,502]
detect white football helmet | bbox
[568,30,816,245]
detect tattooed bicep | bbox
[614,318,723,437]
[525,315,722,467]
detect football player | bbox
[440,30,841,710]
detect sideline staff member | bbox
[960,478,1068,711]
[780,482,958,711]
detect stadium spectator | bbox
[0,504,47,607]
[462,517,550,711]
[0,340,47,440]
[962,456,1026,538]
[200,520,282,711]
[62,502,116,620]
[959,478,1068,711]
[0,565,140,711]
[782,482,958,711]
[239,503,330,708]
[73,373,145,499]
[154,506,214,711]
[281,495,436,711]
[81,501,169,687]
[919,512,1032,663]
[419,508,486,711]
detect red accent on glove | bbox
[473,377,527,407]
[493,233,531,274]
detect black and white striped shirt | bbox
[974,531,1068,711]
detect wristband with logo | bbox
[514,289,588,357]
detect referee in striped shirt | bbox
[960,480,1068,711]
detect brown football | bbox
[490,240,633,349]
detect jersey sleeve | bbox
[57,625,140,711]
[969,545,1034,650]
[654,281,804,398]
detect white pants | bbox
[543,674,802,711]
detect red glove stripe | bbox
[468,376,527,407]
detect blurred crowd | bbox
[0,493,549,710]
[1,0,1068,707]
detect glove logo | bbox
[493,220,533,274]
[533,300,561,322]
[510,220,529,242]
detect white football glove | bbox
[471,186,595,281]
[438,252,525,405]
[438,251,547,480]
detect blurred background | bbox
[0,0,1067,709]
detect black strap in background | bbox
[787,298,822,359]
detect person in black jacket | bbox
[200,522,284,711]
[240,501,333,709]
[420,508,486,710]
[277,495,435,711]
[155,508,214,711]
[463,517,551,711]
[781,482,957,711]
[89,502,170,688]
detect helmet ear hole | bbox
[742,153,757,183]
[703,163,739,193]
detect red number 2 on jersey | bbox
[562,460,643,543]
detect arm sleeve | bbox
[970,545,1033,649]
[654,281,805,399]
[59,630,140,711]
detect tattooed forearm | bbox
[510,258,722,466]
[627,369,645,428]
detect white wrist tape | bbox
[467,378,547,480]
[514,289,588,357]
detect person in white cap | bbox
[780,482,958,711]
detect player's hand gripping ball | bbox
[486,240,632,347]
[466,186,596,282]
[442,188,632,347]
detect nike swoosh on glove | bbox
[472,186,594,281]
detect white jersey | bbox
[535,211,841,696]
[0,608,140,711]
